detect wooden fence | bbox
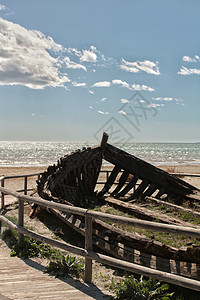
[0,173,41,209]
[1,172,200,291]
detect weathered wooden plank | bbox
[146,196,200,219]
[89,251,200,292]
[104,197,200,226]
[141,183,158,198]
[103,143,197,197]
[100,132,109,148]
[155,188,167,199]
[32,202,200,265]
[43,147,102,192]
[185,193,200,202]
[115,175,138,198]
[2,187,200,239]
[85,214,93,283]
[98,166,121,196]
[111,170,130,196]
[128,180,149,201]
[90,157,103,191]
[81,164,94,197]
[0,244,111,300]
[18,197,24,243]
[93,237,200,280]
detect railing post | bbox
[24,176,28,195]
[18,197,24,243]
[106,171,109,181]
[1,176,5,210]
[84,212,93,283]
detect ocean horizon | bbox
[0,140,199,167]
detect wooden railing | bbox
[1,186,200,291]
[0,173,41,209]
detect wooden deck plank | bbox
[0,241,111,300]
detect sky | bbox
[0,0,199,143]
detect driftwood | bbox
[146,196,200,218]
[104,196,200,227]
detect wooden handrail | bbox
[1,193,200,291]
[0,176,5,209]
[1,186,200,238]
[2,173,41,179]
[0,170,200,290]
[0,173,41,209]
[1,186,200,290]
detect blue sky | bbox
[0,0,199,142]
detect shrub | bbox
[2,228,84,278]
[45,255,84,278]
[110,275,174,300]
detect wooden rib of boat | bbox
[35,132,200,279]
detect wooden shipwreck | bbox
[36,132,200,280]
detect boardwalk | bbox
[0,241,111,300]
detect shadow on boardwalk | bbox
[24,258,112,299]
[0,240,112,300]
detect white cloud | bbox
[120,58,160,75]
[0,5,6,10]
[72,81,86,87]
[112,79,129,89]
[92,81,111,87]
[178,66,200,75]
[121,98,130,103]
[0,18,70,89]
[182,55,200,62]
[178,55,200,75]
[112,79,154,92]
[118,110,126,115]
[152,97,184,106]
[148,103,164,108]
[67,47,82,57]
[131,83,155,92]
[152,97,173,101]
[80,49,97,62]
[89,106,93,109]
[121,64,139,73]
[64,57,86,71]
[101,97,107,102]
[88,89,94,94]
[98,110,110,115]
[175,98,185,106]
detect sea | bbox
[0,141,199,167]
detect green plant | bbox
[45,255,84,278]
[2,228,18,248]
[11,237,59,259]
[2,228,84,279]
[2,228,60,259]
[109,275,174,300]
